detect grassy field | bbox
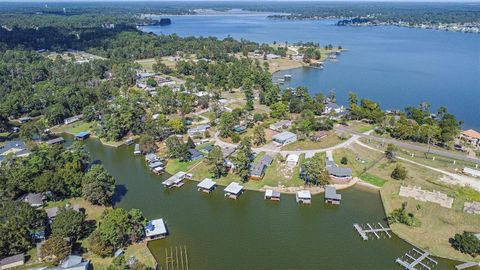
[343,121,374,133]
[165,159,203,174]
[359,173,387,187]
[282,132,349,151]
[333,143,384,177]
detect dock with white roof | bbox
[197,178,216,193]
[296,190,311,204]
[145,218,167,240]
[162,172,191,189]
[264,189,281,201]
[224,182,244,199]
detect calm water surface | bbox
[65,136,461,269]
[142,15,480,129]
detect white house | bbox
[324,103,345,114]
[272,131,297,146]
[286,154,299,167]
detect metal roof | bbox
[327,166,352,178]
[249,163,266,177]
[297,190,311,199]
[325,185,342,200]
[145,219,167,237]
[258,154,273,166]
[0,253,24,266]
[272,131,296,142]
[224,182,244,194]
[197,178,216,189]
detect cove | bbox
[63,135,460,269]
[141,14,480,130]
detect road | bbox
[335,126,480,164]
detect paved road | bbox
[335,126,480,164]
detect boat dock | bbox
[161,246,189,270]
[456,262,480,270]
[353,222,391,240]
[395,248,438,270]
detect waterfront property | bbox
[264,189,281,201]
[63,114,83,125]
[45,137,65,145]
[188,148,203,161]
[134,144,141,155]
[148,161,164,174]
[224,182,244,199]
[460,129,480,146]
[0,141,30,163]
[324,186,342,205]
[273,131,297,146]
[197,178,216,193]
[399,186,454,209]
[325,158,353,182]
[145,218,168,240]
[0,254,24,270]
[296,190,312,204]
[45,255,90,270]
[145,153,161,164]
[324,103,345,114]
[162,171,189,188]
[249,162,266,180]
[74,131,90,140]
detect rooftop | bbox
[224,182,244,194]
[197,178,216,190]
[0,141,30,161]
[145,218,167,237]
[327,166,353,178]
[258,154,274,166]
[162,171,187,186]
[463,129,480,140]
[325,185,342,200]
[273,131,297,141]
[0,254,24,266]
[249,163,266,177]
[297,190,311,199]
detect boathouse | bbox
[162,171,190,188]
[74,131,90,140]
[324,185,341,205]
[145,153,161,163]
[45,137,65,145]
[148,161,163,170]
[272,131,297,146]
[264,189,281,201]
[197,178,216,193]
[224,182,244,199]
[145,218,167,240]
[296,190,312,204]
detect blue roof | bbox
[75,131,90,138]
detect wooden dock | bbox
[456,262,480,270]
[395,248,438,270]
[353,222,392,240]
[160,246,189,270]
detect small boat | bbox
[134,144,141,155]
[284,74,292,80]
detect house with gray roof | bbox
[249,163,266,180]
[0,141,30,163]
[0,254,24,269]
[188,149,203,161]
[22,193,45,207]
[45,255,89,270]
[272,131,297,146]
[324,185,342,205]
[257,154,274,167]
[269,120,293,131]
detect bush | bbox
[40,236,71,264]
[391,163,407,180]
[88,230,113,257]
[388,202,421,227]
[231,133,241,143]
[340,156,348,165]
[451,231,480,257]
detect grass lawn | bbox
[344,121,374,133]
[359,173,387,187]
[165,159,203,174]
[333,143,384,176]
[52,121,92,135]
[282,132,349,151]
[135,58,156,72]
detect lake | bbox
[64,135,461,270]
[141,14,480,130]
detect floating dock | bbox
[353,222,391,240]
[456,262,480,270]
[395,248,438,270]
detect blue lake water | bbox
[142,15,480,129]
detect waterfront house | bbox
[224,182,244,199]
[249,163,266,180]
[63,114,83,125]
[148,161,163,170]
[200,145,214,155]
[0,254,24,270]
[272,131,297,146]
[324,185,342,205]
[188,149,203,161]
[324,103,345,114]
[461,129,480,146]
[311,131,328,142]
[45,137,65,145]
[296,190,312,204]
[74,131,90,140]
[23,193,45,208]
[45,204,81,221]
[264,189,281,201]
[145,218,167,240]
[0,141,30,163]
[197,178,216,193]
[266,53,281,60]
[162,171,190,188]
[286,154,300,167]
[269,120,293,131]
[43,255,89,270]
[327,165,353,181]
[134,144,141,155]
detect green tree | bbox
[451,231,480,257]
[340,156,348,165]
[82,164,115,206]
[301,154,330,186]
[186,136,196,149]
[88,230,113,257]
[207,146,226,178]
[51,207,85,241]
[252,126,266,146]
[385,143,397,161]
[218,112,236,138]
[391,163,407,180]
[270,102,288,119]
[40,236,71,264]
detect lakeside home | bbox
[324,186,342,205]
[249,163,266,180]
[264,189,281,201]
[296,190,312,204]
[63,114,83,125]
[197,178,216,193]
[145,218,167,240]
[461,129,480,146]
[224,182,244,199]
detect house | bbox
[134,144,141,155]
[145,218,167,240]
[137,72,156,79]
[197,178,216,193]
[45,137,65,145]
[324,103,345,114]
[23,193,45,207]
[45,205,81,221]
[257,154,274,167]
[324,185,341,205]
[162,171,190,188]
[188,149,203,161]
[221,147,236,159]
[464,167,480,178]
[249,163,266,180]
[269,120,293,131]
[45,255,90,270]
[296,190,312,204]
[0,141,30,163]
[233,125,247,134]
[74,131,90,140]
[311,131,328,142]
[63,114,83,125]
[272,131,297,146]
[292,54,304,61]
[200,145,214,155]
[145,153,161,164]
[326,166,353,181]
[264,189,281,201]
[187,124,211,137]
[286,154,299,167]
[0,254,24,270]
[224,182,244,199]
[461,129,480,146]
[18,117,32,124]
[266,53,281,60]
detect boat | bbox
[284,74,292,80]
[134,144,141,155]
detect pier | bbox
[455,262,480,270]
[353,222,392,240]
[395,248,438,270]
[161,246,189,270]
